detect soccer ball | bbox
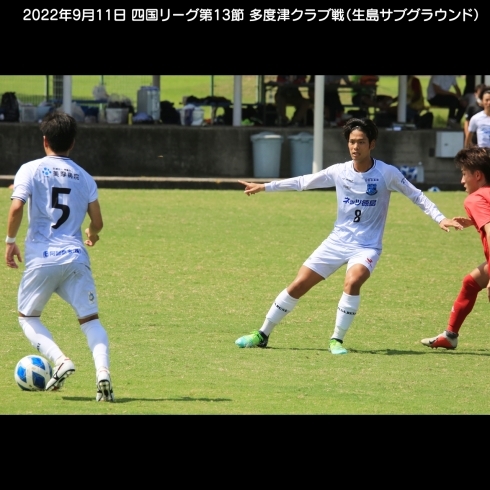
[14,355,53,391]
[399,165,417,182]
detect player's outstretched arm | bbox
[238,180,266,196]
[438,217,464,232]
[452,216,474,228]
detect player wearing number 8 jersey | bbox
[5,112,114,401]
[235,118,463,354]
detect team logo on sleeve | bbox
[366,183,377,195]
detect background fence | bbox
[0,75,263,107]
[0,75,471,128]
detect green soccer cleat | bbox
[329,338,348,355]
[235,330,269,348]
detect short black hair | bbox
[455,146,490,183]
[478,85,490,101]
[40,111,77,152]
[342,117,378,143]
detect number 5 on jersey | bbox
[52,187,71,229]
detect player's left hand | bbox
[439,218,464,232]
[84,228,100,247]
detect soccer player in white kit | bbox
[465,86,490,149]
[5,112,114,401]
[235,117,463,354]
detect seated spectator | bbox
[351,75,393,113]
[464,83,485,144]
[465,86,490,148]
[387,75,425,123]
[427,75,467,129]
[274,75,310,126]
[308,75,352,126]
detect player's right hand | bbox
[452,217,474,228]
[84,228,100,247]
[5,243,22,269]
[238,180,265,196]
[438,218,464,232]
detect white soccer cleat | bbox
[45,357,76,391]
[96,368,115,402]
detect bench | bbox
[262,82,374,126]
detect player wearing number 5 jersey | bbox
[5,112,114,401]
[235,117,463,354]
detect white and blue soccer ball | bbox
[399,165,418,182]
[14,355,53,391]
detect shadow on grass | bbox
[62,396,232,403]
[347,348,490,356]
[266,347,330,352]
[267,347,490,356]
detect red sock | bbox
[447,275,482,334]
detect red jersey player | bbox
[422,146,490,349]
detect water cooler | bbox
[137,86,160,122]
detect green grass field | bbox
[1,187,489,414]
[0,75,468,128]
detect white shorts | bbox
[303,237,381,279]
[18,261,99,319]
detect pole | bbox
[62,75,72,115]
[397,75,407,123]
[53,75,63,102]
[152,75,160,89]
[312,75,325,173]
[233,75,242,127]
[45,75,50,102]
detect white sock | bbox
[18,317,64,364]
[261,289,299,335]
[80,319,110,371]
[331,293,360,341]
[260,319,277,337]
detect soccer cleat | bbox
[421,331,458,350]
[96,368,115,402]
[235,330,269,348]
[329,339,348,355]
[45,357,76,391]
[51,379,65,391]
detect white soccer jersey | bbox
[265,159,445,251]
[11,155,98,269]
[468,111,490,148]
